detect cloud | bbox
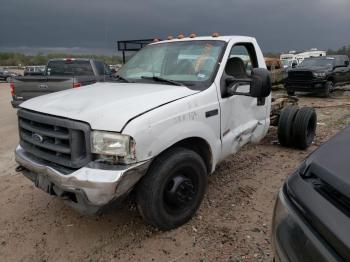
[0,0,349,54]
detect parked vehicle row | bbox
[24,66,46,76]
[280,48,327,69]
[284,55,350,96]
[11,58,113,107]
[0,68,20,82]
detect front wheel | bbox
[287,90,295,96]
[323,81,333,97]
[136,147,208,230]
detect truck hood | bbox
[293,66,331,72]
[20,82,198,132]
[299,126,350,199]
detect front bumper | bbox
[284,79,327,92]
[272,188,340,262]
[15,145,150,214]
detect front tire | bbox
[323,81,333,97]
[287,90,295,96]
[136,147,208,230]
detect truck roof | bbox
[48,58,93,62]
[150,35,257,45]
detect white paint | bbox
[20,35,271,175]
[20,82,198,132]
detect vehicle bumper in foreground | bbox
[11,98,23,108]
[15,145,150,214]
[272,187,340,262]
[284,79,327,93]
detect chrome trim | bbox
[15,145,150,206]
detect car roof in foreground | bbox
[298,126,350,198]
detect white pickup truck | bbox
[15,35,313,230]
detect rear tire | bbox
[278,105,299,147]
[136,147,207,230]
[292,107,317,149]
[287,90,295,96]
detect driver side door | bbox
[219,43,269,159]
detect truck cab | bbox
[15,35,271,229]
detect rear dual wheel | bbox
[278,105,299,147]
[278,106,317,149]
[136,147,207,230]
[292,107,317,149]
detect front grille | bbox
[288,70,314,81]
[18,109,91,169]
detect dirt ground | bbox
[0,82,350,262]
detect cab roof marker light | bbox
[153,38,160,42]
[212,32,220,37]
[167,35,174,40]
[177,33,185,39]
[189,33,197,38]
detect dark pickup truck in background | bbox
[23,66,46,76]
[11,58,112,107]
[284,55,350,96]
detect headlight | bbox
[313,72,326,78]
[91,131,136,163]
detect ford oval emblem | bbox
[32,133,44,143]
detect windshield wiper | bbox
[141,76,184,86]
[113,75,131,83]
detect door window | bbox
[228,44,258,76]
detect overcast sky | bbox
[1,0,349,54]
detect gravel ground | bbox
[0,82,349,262]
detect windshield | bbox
[298,58,334,68]
[46,60,94,76]
[117,40,226,88]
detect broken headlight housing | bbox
[91,131,136,164]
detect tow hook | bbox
[15,165,25,172]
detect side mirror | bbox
[226,68,271,98]
[292,62,297,68]
[345,61,349,66]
